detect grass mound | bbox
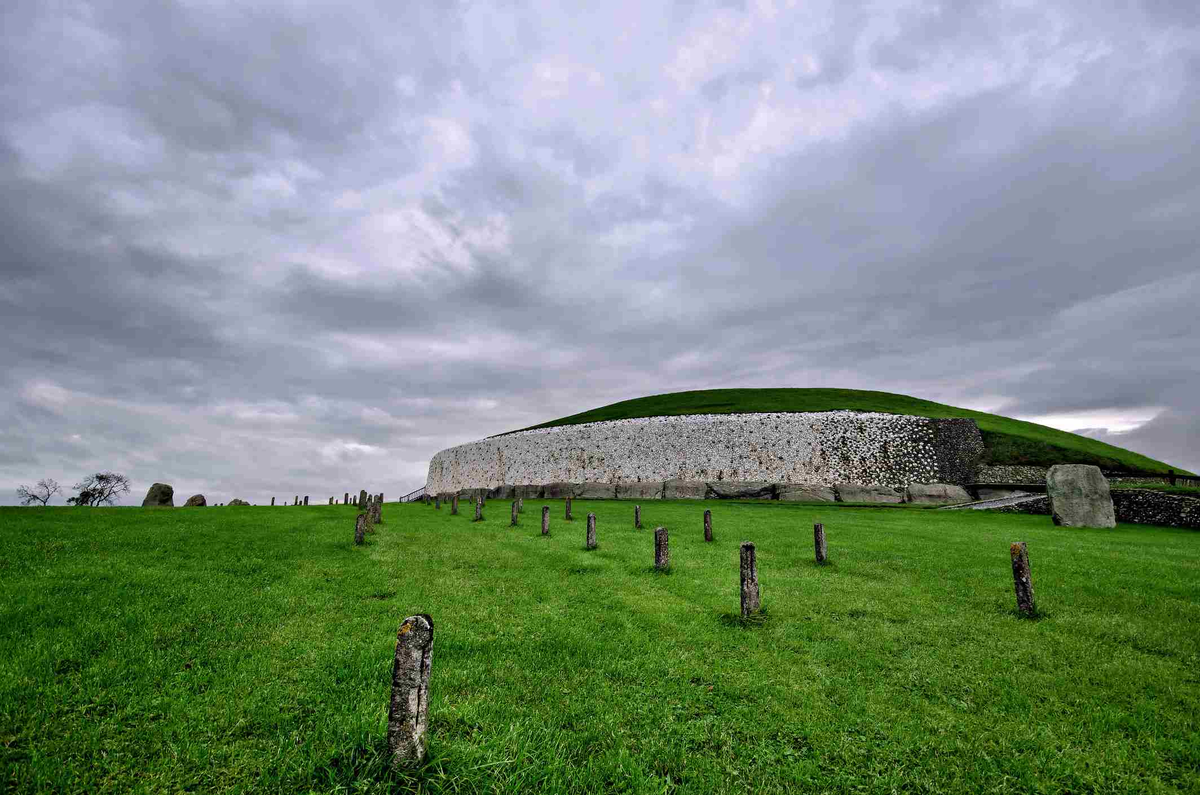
[506,388,1187,475]
[2,502,1198,793]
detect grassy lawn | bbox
[2,502,1198,794]
[505,388,1189,475]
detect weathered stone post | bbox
[510,500,519,527]
[354,514,368,545]
[541,505,550,535]
[294,496,298,505]
[372,499,382,525]
[329,497,333,505]
[518,497,524,514]
[435,495,440,509]
[344,492,349,505]
[635,504,642,529]
[304,496,309,506]
[1010,542,1036,617]
[565,496,573,521]
[586,513,597,549]
[271,497,275,506]
[380,492,385,504]
[360,489,368,507]
[473,497,483,522]
[740,542,761,617]
[704,509,713,542]
[388,614,434,766]
[814,523,827,564]
[654,527,669,571]
[451,494,458,515]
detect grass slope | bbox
[507,388,1188,475]
[3,503,1199,793]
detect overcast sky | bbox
[2,0,1198,505]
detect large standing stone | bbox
[271,496,276,506]
[654,527,670,570]
[355,513,368,544]
[835,484,904,504]
[304,496,309,506]
[706,481,776,500]
[1046,465,1116,528]
[777,484,837,503]
[360,489,368,507]
[617,481,665,500]
[142,483,174,507]
[586,513,597,549]
[740,542,761,617]
[906,483,972,504]
[184,494,206,507]
[228,498,249,506]
[388,614,434,766]
[663,480,706,500]
[344,492,349,505]
[294,496,299,506]
[371,499,382,525]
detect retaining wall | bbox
[425,411,984,494]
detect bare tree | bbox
[16,478,62,506]
[67,472,131,506]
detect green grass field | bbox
[506,388,1190,475]
[2,502,1198,794]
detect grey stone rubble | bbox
[426,411,984,493]
[1046,465,1116,528]
[388,614,434,766]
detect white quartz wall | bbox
[426,411,947,493]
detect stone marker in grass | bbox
[451,495,458,515]
[344,492,349,505]
[510,500,519,527]
[704,509,713,542]
[354,514,368,545]
[542,505,550,535]
[371,499,382,525]
[271,497,275,506]
[814,523,827,564]
[565,496,573,521]
[654,527,669,571]
[388,614,434,766]
[360,489,368,507]
[635,505,642,529]
[435,495,440,509]
[473,497,483,522]
[740,542,760,617]
[304,496,309,506]
[518,497,524,514]
[586,513,597,549]
[1010,542,1036,617]
[294,496,298,505]
[379,492,385,504]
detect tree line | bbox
[15,472,131,506]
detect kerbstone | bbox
[706,480,775,500]
[906,483,972,504]
[1046,464,1115,528]
[663,479,706,500]
[577,482,616,500]
[836,484,905,504]
[616,481,665,500]
[777,484,837,502]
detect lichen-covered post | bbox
[740,542,761,617]
[586,513,597,549]
[1010,542,1036,617]
[473,497,483,522]
[634,504,642,529]
[704,509,713,542]
[371,499,382,526]
[360,489,368,507]
[541,505,550,535]
[388,614,434,767]
[654,527,670,571]
[354,514,368,545]
[565,496,573,521]
[814,523,827,564]
[451,494,458,515]
[510,500,519,527]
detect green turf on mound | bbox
[505,388,1188,476]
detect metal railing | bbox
[399,486,426,503]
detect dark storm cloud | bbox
[2,0,1198,505]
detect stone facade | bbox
[426,411,983,494]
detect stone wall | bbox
[989,490,1200,530]
[426,411,984,494]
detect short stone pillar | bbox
[703,509,713,542]
[303,496,309,506]
[451,495,458,515]
[360,490,368,507]
[814,523,827,564]
[329,497,333,505]
[654,527,669,571]
[388,614,434,766]
[1010,542,1036,617]
[634,505,642,529]
[473,497,483,522]
[354,514,368,545]
[294,496,299,505]
[371,499,382,525]
[344,492,349,505]
[271,497,275,506]
[541,506,550,535]
[379,492,385,504]
[565,496,573,521]
[740,542,760,617]
[586,513,597,549]
[518,497,524,514]
[510,500,519,527]
[435,495,440,510]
